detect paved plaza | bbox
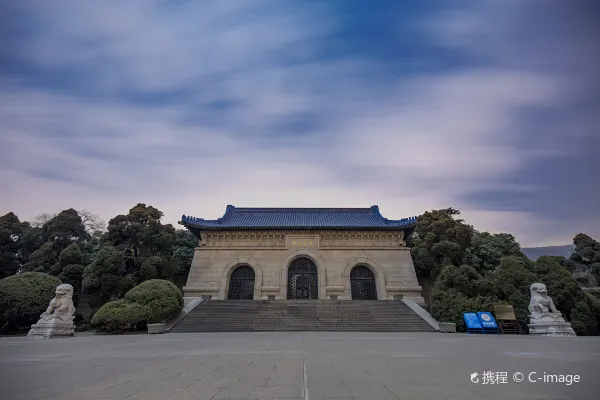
[0,332,598,400]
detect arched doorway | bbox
[227,266,255,300]
[350,265,377,300]
[288,258,318,299]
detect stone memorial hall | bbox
[180,205,425,305]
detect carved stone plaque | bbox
[203,232,285,247]
[319,231,405,247]
[288,236,318,248]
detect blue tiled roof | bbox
[181,205,417,231]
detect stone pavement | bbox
[0,332,598,400]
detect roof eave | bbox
[180,224,416,231]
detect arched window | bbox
[350,265,377,300]
[288,258,318,299]
[227,266,255,300]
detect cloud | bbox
[0,1,598,247]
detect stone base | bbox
[148,323,167,334]
[439,322,456,333]
[28,317,75,339]
[528,322,576,337]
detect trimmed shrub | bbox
[91,300,151,333]
[0,272,62,332]
[91,279,183,333]
[124,279,183,323]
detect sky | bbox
[0,0,598,247]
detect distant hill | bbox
[521,244,575,261]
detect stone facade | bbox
[183,230,424,304]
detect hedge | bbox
[124,279,183,323]
[91,279,183,333]
[0,272,62,332]
[90,300,151,333]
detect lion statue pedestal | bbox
[27,283,76,339]
[527,283,576,337]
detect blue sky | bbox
[1,0,598,247]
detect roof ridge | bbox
[233,207,373,213]
[180,206,419,232]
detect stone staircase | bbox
[170,300,436,332]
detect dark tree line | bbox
[2,205,598,334]
[409,208,600,335]
[0,204,197,329]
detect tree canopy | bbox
[0,205,195,332]
[1,204,598,335]
[409,208,474,280]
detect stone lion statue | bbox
[528,282,558,314]
[41,283,75,321]
[527,282,576,336]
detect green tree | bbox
[0,213,46,277]
[570,301,598,335]
[431,264,495,332]
[58,264,86,294]
[41,208,90,253]
[103,204,178,283]
[49,243,83,276]
[433,264,489,298]
[16,225,44,266]
[465,231,530,273]
[532,255,600,335]
[570,233,600,285]
[533,256,584,316]
[0,213,26,278]
[22,242,57,273]
[172,229,197,286]
[82,230,104,265]
[46,243,86,305]
[488,256,537,330]
[409,208,474,281]
[82,246,135,302]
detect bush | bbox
[139,259,158,281]
[584,293,600,327]
[570,301,598,336]
[91,279,183,333]
[58,264,85,292]
[0,272,62,332]
[488,257,538,332]
[435,265,487,297]
[430,255,600,335]
[124,279,183,323]
[91,300,151,333]
[432,289,495,332]
[533,256,584,315]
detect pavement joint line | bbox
[303,354,309,400]
[383,385,400,400]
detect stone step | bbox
[174,328,434,332]
[171,300,435,333]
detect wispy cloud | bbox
[0,0,598,246]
